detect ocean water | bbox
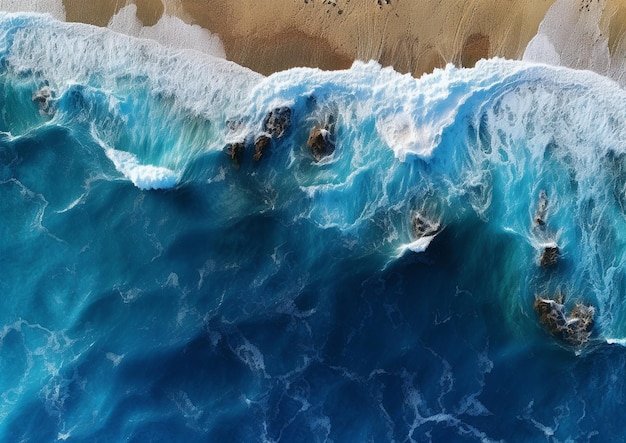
[2,12,626,442]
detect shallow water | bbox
[2,13,626,442]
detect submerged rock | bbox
[226,119,243,132]
[540,245,559,267]
[253,135,271,161]
[412,213,441,239]
[225,142,245,168]
[263,107,291,138]
[32,85,56,116]
[534,295,595,347]
[307,126,335,161]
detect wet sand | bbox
[173,0,555,76]
[61,0,626,77]
[63,0,163,27]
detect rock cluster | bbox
[531,190,595,347]
[224,107,292,165]
[534,295,595,347]
[224,106,340,166]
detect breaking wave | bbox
[2,12,626,442]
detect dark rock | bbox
[412,213,441,238]
[32,85,55,116]
[307,127,335,161]
[534,297,567,335]
[263,107,291,138]
[534,295,595,347]
[540,245,559,267]
[253,135,271,161]
[570,303,595,336]
[225,142,245,168]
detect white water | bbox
[523,0,626,88]
[0,13,260,120]
[104,147,179,190]
[107,4,225,58]
[0,0,64,20]
[2,13,626,340]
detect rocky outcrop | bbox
[307,126,335,161]
[253,135,271,161]
[225,142,245,168]
[412,213,441,238]
[263,107,291,138]
[534,295,595,347]
[540,245,559,267]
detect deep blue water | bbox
[2,13,626,442]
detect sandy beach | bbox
[61,0,626,77]
[176,0,556,76]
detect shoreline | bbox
[60,0,555,77]
[59,0,626,78]
[173,0,555,76]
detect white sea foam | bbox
[0,13,260,121]
[250,58,624,164]
[0,0,65,20]
[524,0,609,72]
[5,15,626,312]
[232,338,267,374]
[4,14,624,166]
[108,4,225,58]
[105,352,125,367]
[398,236,437,254]
[523,0,626,87]
[104,148,179,190]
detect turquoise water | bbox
[2,13,626,442]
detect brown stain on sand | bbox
[606,0,626,56]
[229,29,354,76]
[461,33,490,68]
[134,0,164,26]
[63,0,164,27]
[63,0,119,26]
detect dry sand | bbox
[61,0,626,77]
